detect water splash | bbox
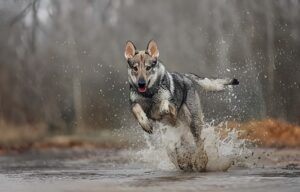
[134,121,252,171]
[135,123,178,170]
[202,122,251,171]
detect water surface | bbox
[0,149,299,192]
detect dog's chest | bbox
[134,95,163,120]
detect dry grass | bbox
[0,120,132,154]
[0,120,47,152]
[224,119,300,148]
[32,130,131,150]
[1,118,300,154]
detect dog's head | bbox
[124,40,163,93]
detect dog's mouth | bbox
[138,85,147,93]
[137,79,149,93]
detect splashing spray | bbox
[135,121,251,171]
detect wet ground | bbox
[0,148,299,192]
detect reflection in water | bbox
[0,149,299,192]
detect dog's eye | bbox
[146,66,151,71]
[133,66,138,71]
[127,60,134,66]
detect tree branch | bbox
[9,0,36,26]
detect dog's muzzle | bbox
[138,79,147,93]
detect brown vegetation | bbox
[0,120,129,154]
[1,118,300,155]
[224,119,300,148]
[0,120,47,152]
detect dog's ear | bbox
[146,40,159,58]
[125,41,136,60]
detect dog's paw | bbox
[141,120,153,134]
[192,142,208,172]
[159,100,170,115]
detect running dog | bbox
[124,40,239,171]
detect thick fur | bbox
[124,40,239,171]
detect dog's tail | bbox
[184,73,239,91]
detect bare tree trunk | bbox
[265,0,275,117]
[31,0,39,54]
[73,75,83,130]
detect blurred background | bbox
[0,0,299,150]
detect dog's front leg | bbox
[132,103,153,134]
[160,100,176,116]
[159,100,177,125]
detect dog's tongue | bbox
[138,87,147,93]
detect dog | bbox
[124,40,239,171]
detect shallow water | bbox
[0,149,299,192]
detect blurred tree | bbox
[0,0,299,135]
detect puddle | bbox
[0,149,299,192]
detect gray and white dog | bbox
[124,40,239,171]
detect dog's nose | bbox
[138,79,146,88]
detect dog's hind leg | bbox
[185,88,204,142]
[185,88,208,172]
